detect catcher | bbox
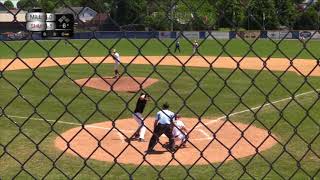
[172,114,188,147]
[162,114,188,149]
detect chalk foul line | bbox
[201,88,320,127]
[4,88,319,138]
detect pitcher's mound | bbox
[75,76,158,92]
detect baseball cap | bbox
[162,102,169,109]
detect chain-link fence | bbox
[1,0,320,179]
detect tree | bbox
[144,0,173,30]
[38,0,55,12]
[274,0,299,29]
[73,0,112,13]
[293,0,304,3]
[174,0,217,30]
[313,1,320,12]
[294,5,319,30]
[144,12,171,30]
[110,0,147,26]
[244,0,279,30]
[215,0,245,30]
[4,0,14,9]
[17,0,39,10]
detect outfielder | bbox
[192,40,198,54]
[131,93,149,142]
[174,40,181,53]
[112,49,120,78]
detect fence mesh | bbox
[1,0,320,179]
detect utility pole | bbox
[263,12,265,30]
[170,0,174,31]
[248,11,250,30]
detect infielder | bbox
[172,114,188,148]
[112,49,120,78]
[131,92,149,142]
[146,103,176,153]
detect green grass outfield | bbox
[0,63,319,179]
[0,38,320,59]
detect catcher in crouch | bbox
[172,114,188,148]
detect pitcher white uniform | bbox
[113,52,120,70]
[112,49,120,78]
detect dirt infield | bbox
[1,56,320,77]
[54,117,277,165]
[75,76,158,92]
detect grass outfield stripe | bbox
[5,88,319,131]
[1,39,320,59]
[202,88,320,127]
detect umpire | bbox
[146,102,176,153]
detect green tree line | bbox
[8,0,320,30]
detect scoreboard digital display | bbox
[26,8,74,38]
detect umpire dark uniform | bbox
[147,103,175,153]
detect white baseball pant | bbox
[175,132,186,142]
[114,60,120,71]
[132,112,146,139]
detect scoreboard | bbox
[26,8,74,38]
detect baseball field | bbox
[0,38,320,179]
[1,38,320,59]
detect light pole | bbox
[247,10,250,30]
[262,12,265,30]
[233,10,236,31]
[170,0,174,31]
[318,11,320,30]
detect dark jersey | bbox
[134,97,147,113]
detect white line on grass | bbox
[7,115,83,126]
[200,88,320,127]
[5,115,214,141]
[5,88,319,137]
[5,115,112,130]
